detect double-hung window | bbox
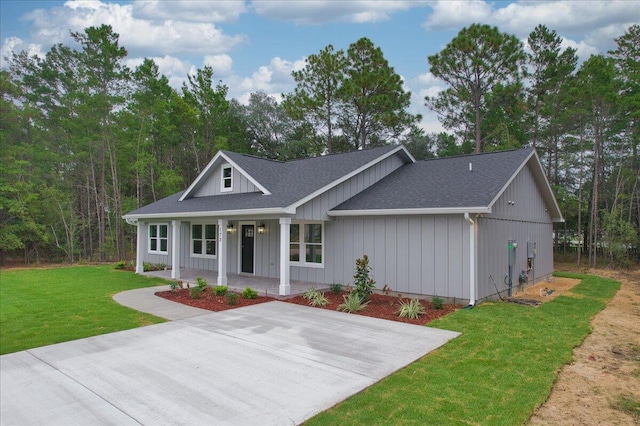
[290,222,323,267]
[191,224,217,257]
[221,166,232,192]
[149,224,168,254]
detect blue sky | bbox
[1,0,639,132]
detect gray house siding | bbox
[193,162,259,197]
[476,163,554,300]
[292,215,470,300]
[295,153,405,221]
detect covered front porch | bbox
[142,268,324,298]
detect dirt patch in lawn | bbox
[157,288,460,326]
[509,276,582,304]
[528,266,640,426]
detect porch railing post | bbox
[171,220,181,280]
[279,217,291,296]
[218,219,228,286]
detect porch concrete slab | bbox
[113,285,212,320]
[1,302,459,426]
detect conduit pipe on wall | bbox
[464,213,476,308]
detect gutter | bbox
[464,213,476,308]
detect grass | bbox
[0,265,166,355]
[306,272,620,425]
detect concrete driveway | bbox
[1,301,459,425]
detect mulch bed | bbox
[157,287,460,325]
[156,288,275,311]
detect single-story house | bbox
[123,145,563,304]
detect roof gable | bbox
[329,148,563,221]
[179,151,273,201]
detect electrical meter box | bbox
[527,241,537,259]
[508,240,517,267]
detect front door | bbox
[241,224,255,274]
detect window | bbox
[290,222,323,266]
[191,224,217,257]
[149,224,168,254]
[221,166,232,192]
[290,224,300,262]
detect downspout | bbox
[464,213,476,308]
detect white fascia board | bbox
[487,149,536,210]
[179,152,223,201]
[486,149,563,222]
[123,207,291,220]
[327,207,492,217]
[179,152,272,202]
[287,145,414,211]
[220,152,272,195]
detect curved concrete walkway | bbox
[112,285,212,320]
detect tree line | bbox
[1,23,637,267]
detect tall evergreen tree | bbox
[425,24,526,153]
[339,37,418,150]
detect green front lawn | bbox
[307,272,620,425]
[0,265,166,355]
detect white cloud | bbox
[0,37,44,67]
[422,0,639,55]
[252,0,426,24]
[22,1,247,58]
[422,0,491,30]
[132,0,247,23]
[203,54,234,76]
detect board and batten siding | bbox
[293,215,471,300]
[193,162,259,197]
[476,162,554,301]
[294,153,405,221]
[140,220,171,265]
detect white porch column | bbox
[171,220,181,280]
[279,217,291,296]
[217,219,228,286]
[135,221,144,274]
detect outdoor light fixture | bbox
[227,223,234,234]
[257,223,266,234]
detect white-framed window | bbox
[290,222,323,267]
[221,165,233,192]
[191,223,217,258]
[148,223,168,254]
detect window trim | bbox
[190,222,217,259]
[221,165,233,192]
[290,221,324,268]
[148,223,168,255]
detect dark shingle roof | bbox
[331,148,535,211]
[125,145,402,217]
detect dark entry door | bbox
[241,224,255,274]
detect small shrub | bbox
[143,262,153,272]
[114,260,127,270]
[242,286,258,299]
[189,287,202,299]
[329,283,343,294]
[225,292,238,305]
[196,277,208,291]
[337,292,370,313]
[169,281,179,293]
[214,285,228,296]
[156,263,166,270]
[397,298,426,319]
[303,288,329,307]
[432,296,444,310]
[353,255,376,302]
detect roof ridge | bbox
[286,144,397,164]
[420,146,533,162]
[223,151,285,164]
